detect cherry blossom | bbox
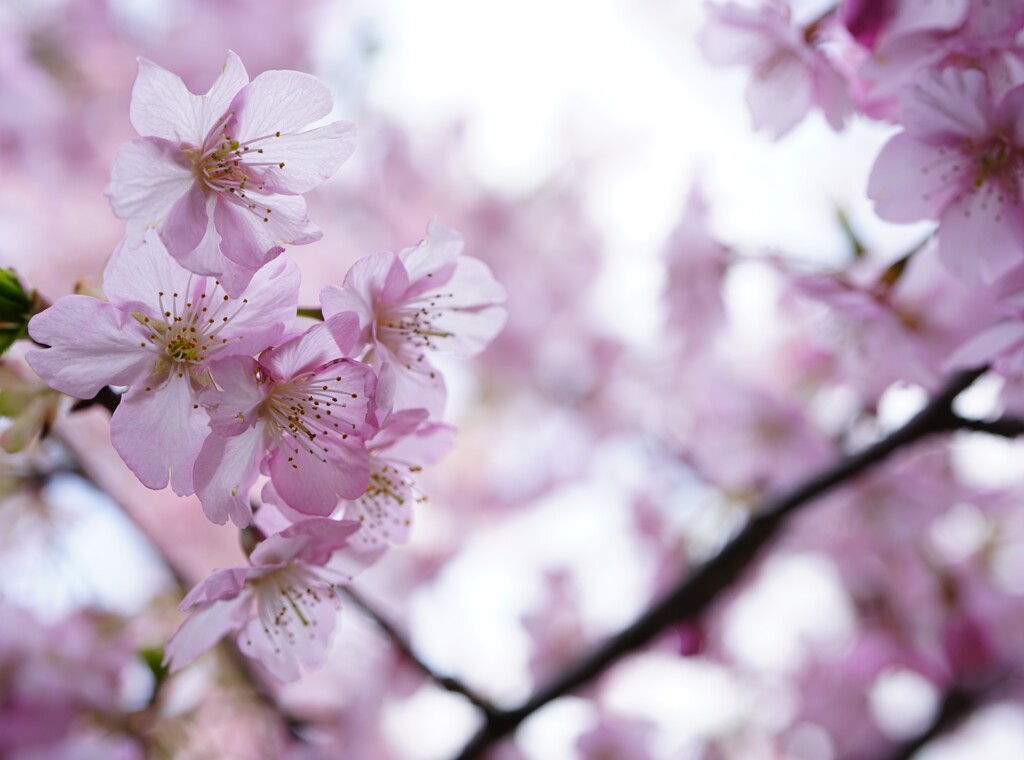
[868,68,1024,282]
[701,0,852,139]
[663,186,728,356]
[193,316,377,526]
[320,220,506,416]
[26,232,298,494]
[107,51,355,296]
[164,518,381,682]
[341,408,454,549]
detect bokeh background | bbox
[4,0,1024,758]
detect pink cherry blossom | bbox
[341,408,454,550]
[193,317,378,527]
[790,239,1000,400]
[26,232,298,495]
[869,67,1024,282]
[319,220,506,416]
[663,185,728,356]
[164,518,381,682]
[107,51,355,296]
[700,0,852,139]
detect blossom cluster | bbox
[703,0,1024,395]
[23,53,505,681]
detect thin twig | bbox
[451,368,986,760]
[340,586,499,716]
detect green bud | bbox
[0,269,34,356]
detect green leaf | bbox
[139,645,170,685]
[0,270,33,357]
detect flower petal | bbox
[193,425,265,527]
[107,138,194,245]
[253,121,357,195]
[938,184,1024,283]
[868,133,963,223]
[164,594,250,674]
[231,70,334,144]
[214,192,320,271]
[110,371,209,495]
[102,233,197,313]
[130,52,248,144]
[26,297,153,398]
[901,67,995,142]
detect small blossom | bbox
[164,518,381,682]
[342,408,454,549]
[868,67,1024,282]
[26,233,299,494]
[700,0,852,139]
[107,51,356,296]
[320,220,506,416]
[193,316,377,527]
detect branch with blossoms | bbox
[18,52,506,685]
[9,0,1024,757]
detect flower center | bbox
[972,133,1021,190]
[188,113,289,224]
[134,280,249,374]
[259,360,362,467]
[376,294,455,369]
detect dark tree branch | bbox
[950,414,1024,439]
[451,368,986,760]
[340,586,499,716]
[864,675,1007,760]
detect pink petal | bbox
[202,357,265,436]
[106,138,194,245]
[180,567,249,609]
[1001,83,1024,146]
[887,0,968,38]
[379,419,456,468]
[193,426,265,527]
[238,589,338,683]
[251,519,361,567]
[259,321,345,379]
[211,257,301,359]
[399,220,465,283]
[901,67,995,142]
[253,121,357,195]
[745,52,813,139]
[344,491,413,547]
[267,434,370,514]
[945,321,1024,370]
[174,224,258,299]
[340,250,410,313]
[231,70,334,145]
[938,184,1024,283]
[26,297,153,398]
[102,233,196,312]
[425,304,508,358]
[700,3,787,67]
[164,594,250,674]
[214,192,320,270]
[130,52,248,145]
[868,133,964,223]
[163,182,210,259]
[379,349,447,418]
[110,372,209,494]
[323,312,363,356]
[319,282,375,334]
